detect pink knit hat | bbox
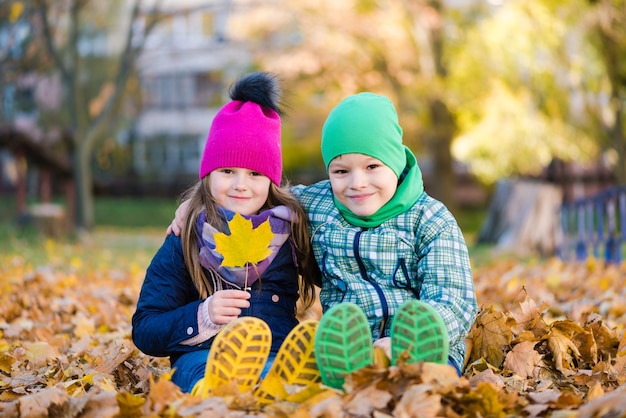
[199,73,283,185]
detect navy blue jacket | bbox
[132,234,300,366]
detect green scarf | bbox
[333,147,423,228]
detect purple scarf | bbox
[197,206,293,289]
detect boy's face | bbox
[328,153,398,217]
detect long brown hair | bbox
[180,176,318,311]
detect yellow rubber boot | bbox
[191,316,271,398]
[255,320,320,405]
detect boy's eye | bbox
[367,164,380,170]
[332,169,348,174]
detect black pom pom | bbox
[229,72,283,115]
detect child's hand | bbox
[166,200,190,236]
[206,289,251,324]
[373,336,391,358]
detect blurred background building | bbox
[130,0,251,187]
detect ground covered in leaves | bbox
[1,237,626,417]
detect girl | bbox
[132,72,320,401]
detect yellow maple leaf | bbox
[467,306,515,368]
[547,327,581,375]
[503,340,542,378]
[117,392,145,417]
[214,213,274,268]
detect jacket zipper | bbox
[353,229,389,337]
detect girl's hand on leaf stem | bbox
[206,289,251,324]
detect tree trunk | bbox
[426,98,457,212]
[34,0,155,233]
[72,141,94,231]
[478,179,563,256]
[593,1,626,184]
[610,99,625,184]
[408,1,457,211]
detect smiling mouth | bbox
[349,194,372,200]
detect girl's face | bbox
[328,153,398,217]
[209,168,271,215]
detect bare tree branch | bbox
[84,0,165,151]
[67,0,88,131]
[36,0,69,80]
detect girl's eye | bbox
[250,171,262,176]
[221,169,233,174]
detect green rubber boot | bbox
[390,300,449,366]
[314,303,373,390]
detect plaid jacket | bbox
[292,180,478,370]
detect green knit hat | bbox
[321,92,406,177]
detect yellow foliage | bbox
[503,340,542,378]
[73,315,96,338]
[546,327,581,375]
[10,2,24,23]
[0,352,15,374]
[117,392,146,417]
[462,382,507,418]
[373,346,391,368]
[467,306,514,368]
[23,341,59,367]
[2,233,626,416]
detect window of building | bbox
[201,11,214,37]
[142,71,225,109]
[195,72,224,107]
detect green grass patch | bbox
[95,196,179,228]
[0,195,178,228]
[0,195,173,263]
[453,206,501,267]
[455,206,487,242]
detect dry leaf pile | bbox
[1,240,626,417]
